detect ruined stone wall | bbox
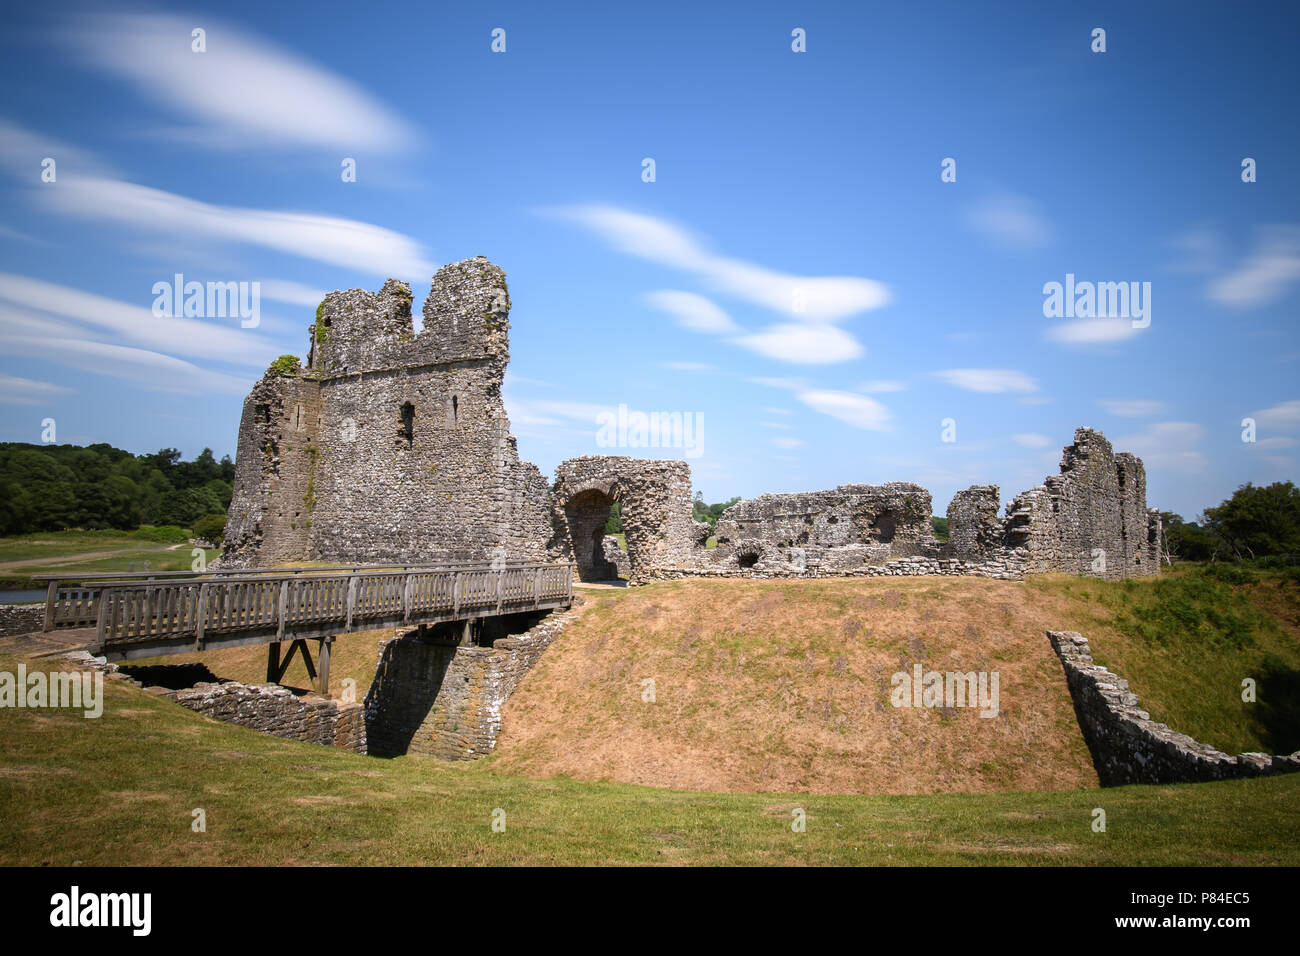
[0,603,43,637]
[945,485,1002,562]
[222,257,551,568]
[222,373,322,567]
[550,457,696,583]
[706,482,935,574]
[1048,630,1299,785]
[948,429,1160,581]
[364,608,574,759]
[174,682,366,753]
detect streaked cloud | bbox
[68,13,416,153]
[1012,432,1053,449]
[1209,226,1300,308]
[0,373,75,406]
[934,368,1038,393]
[732,322,863,364]
[1098,399,1167,418]
[1046,317,1143,345]
[646,290,740,333]
[544,204,890,322]
[964,194,1053,248]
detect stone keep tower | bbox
[221,257,552,568]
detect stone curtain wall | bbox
[550,457,696,583]
[222,257,551,568]
[947,429,1161,581]
[706,483,934,574]
[364,609,574,759]
[0,603,44,637]
[1047,631,1299,785]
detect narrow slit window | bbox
[400,402,415,447]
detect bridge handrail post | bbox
[403,573,413,623]
[92,588,110,655]
[43,579,58,632]
[453,572,461,616]
[195,583,208,650]
[346,576,357,631]
[277,579,288,641]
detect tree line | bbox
[0,442,235,537]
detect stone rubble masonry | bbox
[1047,630,1300,785]
[602,535,630,578]
[364,607,577,759]
[0,603,43,637]
[549,457,696,583]
[58,651,365,753]
[222,256,551,568]
[948,428,1160,581]
[704,482,934,574]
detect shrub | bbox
[268,354,301,377]
[191,513,227,545]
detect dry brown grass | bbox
[490,576,1100,795]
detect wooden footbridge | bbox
[34,561,574,695]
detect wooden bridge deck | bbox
[37,562,574,663]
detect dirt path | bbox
[0,544,178,572]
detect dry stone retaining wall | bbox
[1047,630,1299,785]
[0,603,43,637]
[59,651,365,753]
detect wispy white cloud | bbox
[3,333,250,395]
[260,279,327,308]
[934,368,1038,393]
[1098,399,1168,418]
[964,194,1053,248]
[660,361,716,372]
[0,272,277,369]
[42,176,434,278]
[646,290,740,333]
[1249,398,1300,431]
[1046,317,1143,345]
[0,373,74,406]
[796,389,891,432]
[732,322,863,364]
[543,204,890,322]
[771,436,805,449]
[1012,432,1053,449]
[1208,226,1300,308]
[68,13,416,153]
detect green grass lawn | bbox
[0,648,1296,866]
[0,529,215,587]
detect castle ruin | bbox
[222,257,1160,585]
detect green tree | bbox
[1202,482,1300,559]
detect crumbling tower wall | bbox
[222,257,551,568]
[948,428,1160,580]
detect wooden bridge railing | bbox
[88,563,574,656]
[37,561,563,632]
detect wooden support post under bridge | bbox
[265,635,335,697]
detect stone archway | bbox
[549,457,698,584]
[564,487,620,581]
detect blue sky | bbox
[1,0,1297,518]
